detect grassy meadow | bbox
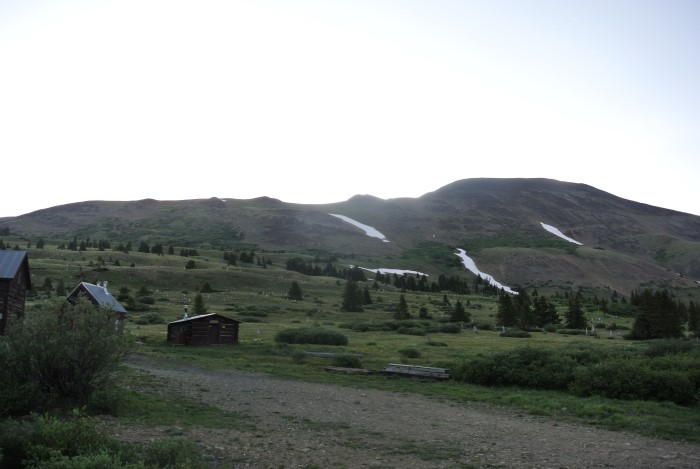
[6,235,700,445]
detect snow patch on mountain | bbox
[540,222,583,245]
[455,248,518,295]
[329,214,389,242]
[359,267,428,277]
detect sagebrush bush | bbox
[141,436,198,469]
[452,345,576,390]
[0,298,131,415]
[132,313,165,325]
[0,414,200,468]
[451,342,700,405]
[396,326,426,336]
[398,347,421,359]
[570,360,697,405]
[275,327,348,345]
[331,354,362,368]
[556,329,589,335]
[645,339,700,357]
[499,330,532,338]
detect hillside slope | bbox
[2,178,699,293]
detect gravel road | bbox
[123,353,700,469]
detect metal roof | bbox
[168,313,240,324]
[67,282,127,313]
[0,250,31,288]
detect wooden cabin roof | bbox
[67,282,127,313]
[168,313,240,325]
[0,250,32,289]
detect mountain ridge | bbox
[2,178,699,294]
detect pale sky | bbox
[1,0,699,217]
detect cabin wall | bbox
[167,317,240,345]
[0,275,27,335]
[0,281,9,335]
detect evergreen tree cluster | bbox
[497,291,560,330]
[341,280,372,312]
[61,236,112,251]
[285,257,368,282]
[630,288,685,339]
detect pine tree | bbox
[450,299,470,323]
[688,301,700,338]
[394,294,410,320]
[533,295,559,327]
[341,280,363,312]
[514,291,535,330]
[496,291,517,327]
[287,281,303,300]
[42,277,53,294]
[631,289,682,339]
[565,291,586,329]
[55,278,65,297]
[362,285,372,305]
[193,293,207,315]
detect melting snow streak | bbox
[329,214,389,242]
[455,248,518,295]
[540,222,582,245]
[359,267,428,277]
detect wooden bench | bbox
[382,364,451,380]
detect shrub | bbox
[452,345,577,390]
[499,330,532,338]
[239,310,268,317]
[132,313,165,325]
[396,326,426,336]
[398,347,421,359]
[275,327,348,346]
[332,354,362,368]
[0,299,131,414]
[438,324,462,334]
[645,339,699,357]
[425,339,447,347]
[570,360,697,405]
[0,415,198,468]
[141,436,198,468]
[87,387,128,417]
[556,329,589,335]
[291,351,306,364]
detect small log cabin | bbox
[167,313,241,345]
[66,281,127,320]
[0,250,32,335]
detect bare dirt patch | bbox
[122,354,700,468]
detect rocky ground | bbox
[120,354,700,468]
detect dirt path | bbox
[123,354,700,468]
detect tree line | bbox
[494,287,700,339]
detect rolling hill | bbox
[2,178,699,294]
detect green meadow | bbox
[6,236,700,444]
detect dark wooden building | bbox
[66,281,127,319]
[167,313,240,345]
[0,250,32,335]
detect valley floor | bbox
[121,354,700,468]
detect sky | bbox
[1,0,699,217]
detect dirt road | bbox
[123,354,700,468]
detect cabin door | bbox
[208,322,220,344]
